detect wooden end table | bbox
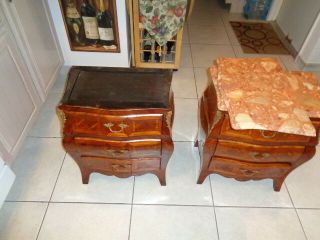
[197,80,320,191]
[58,67,174,185]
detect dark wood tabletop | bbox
[61,67,173,109]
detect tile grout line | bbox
[220,12,237,47]
[230,44,239,58]
[218,12,233,47]
[174,97,198,100]
[221,14,238,57]
[215,12,238,58]
[187,43,234,47]
[191,65,200,100]
[48,152,67,203]
[295,207,320,211]
[35,152,67,240]
[284,182,309,240]
[191,13,223,237]
[6,199,316,210]
[173,140,199,143]
[212,205,298,210]
[188,42,239,46]
[183,23,190,46]
[186,24,195,70]
[189,31,200,100]
[5,200,49,203]
[36,201,132,205]
[27,136,62,139]
[132,203,213,208]
[277,56,292,71]
[127,176,136,240]
[186,22,201,145]
[35,202,50,240]
[209,175,220,240]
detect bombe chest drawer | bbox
[58,67,174,185]
[197,81,320,191]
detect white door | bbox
[0,156,15,209]
[2,0,63,100]
[0,8,41,163]
[276,0,320,52]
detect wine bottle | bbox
[81,0,99,45]
[155,42,161,62]
[143,31,152,62]
[143,44,151,62]
[166,41,174,54]
[97,0,115,46]
[65,0,85,46]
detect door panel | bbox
[0,8,40,163]
[0,34,36,153]
[7,0,62,96]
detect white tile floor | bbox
[1,0,320,239]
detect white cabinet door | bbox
[0,9,41,163]
[276,0,320,51]
[2,0,63,100]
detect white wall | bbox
[47,0,130,67]
[276,0,320,52]
[307,15,320,63]
[267,0,283,21]
[298,12,320,65]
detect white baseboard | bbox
[0,166,15,209]
[296,55,320,71]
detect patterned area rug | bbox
[230,21,290,54]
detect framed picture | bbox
[58,0,120,52]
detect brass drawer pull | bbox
[260,130,277,139]
[249,151,270,161]
[240,168,259,177]
[104,123,128,133]
[111,164,131,172]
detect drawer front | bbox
[220,116,311,144]
[81,156,160,175]
[74,138,161,159]
[65,112,163,137]
[209,157,291,179]
[132,158,161,173]
[83,156,132,174]
[215,140,305,163]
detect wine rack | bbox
[131,0,184,69]
[139,27,181,64]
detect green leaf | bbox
[146,6,153,13]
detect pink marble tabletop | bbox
[209,58,320,136]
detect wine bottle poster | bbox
[58,0,120,53]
